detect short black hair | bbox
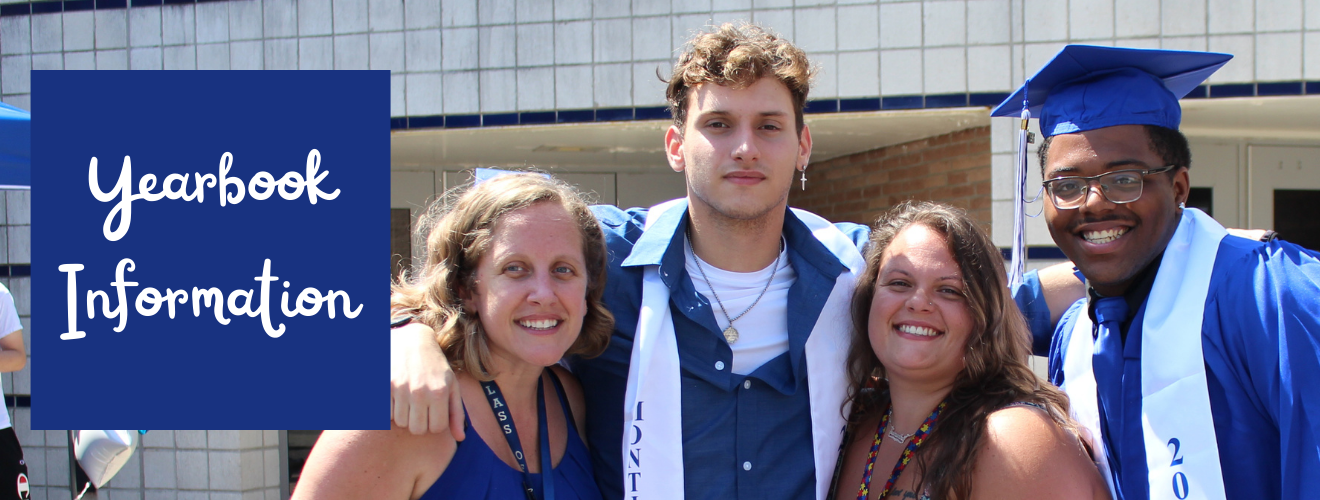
[1037,125,1191,175]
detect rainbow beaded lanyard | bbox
[855,400,948,500]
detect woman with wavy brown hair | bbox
[295,173,612,500]
[831,201,1107,500]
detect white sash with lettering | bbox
[622,200,863,500]
[1061,208,1227,500]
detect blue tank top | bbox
[422,370,602,500]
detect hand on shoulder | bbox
[969,405,1109,500]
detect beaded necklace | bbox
[855,401,947,500]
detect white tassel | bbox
[1009,107,1030,290]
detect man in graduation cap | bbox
[995,45,1320,500]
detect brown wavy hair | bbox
[666,22,814,135]
[843,201,1076,499]
[391,173,613,381]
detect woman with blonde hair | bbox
[294,173,612,500]
[832,201,1108,500]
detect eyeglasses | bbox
[1042,165,1178,209]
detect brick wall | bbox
[791,126,992,228]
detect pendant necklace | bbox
[687,229,783,344]
[856,400,947,500]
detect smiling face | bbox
[665,77,812,223]
[867,224,974,385]
[1042,125,1190,296]
[466,202,589,371]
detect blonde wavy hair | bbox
[666,22,815,135]
[391,173,613,381]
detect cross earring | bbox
[799,165,808,191]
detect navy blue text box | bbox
[31,71,389,430]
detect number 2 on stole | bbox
[1168,438,1189,499]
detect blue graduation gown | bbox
[1041,236,1320,500]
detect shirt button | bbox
[743,380,751,389]
[715,361,725,371]
[743,461,752,471]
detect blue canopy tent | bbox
[0,103,30,189]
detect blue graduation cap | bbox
[990,45,1232,288]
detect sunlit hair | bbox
[391,173,613,381]
[666,22,814,135]
[844,201,1077,499]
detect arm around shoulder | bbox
[969,407,1110,500]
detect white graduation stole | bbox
[1062,208,1227,500]
[621,200,863,500]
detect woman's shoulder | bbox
[550,364,588,431]
[292,426,459,500]
[969,404,1108,500]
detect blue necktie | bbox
[1092,296,1129,496]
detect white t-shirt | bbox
[685,240,795,375]
[0,283,22,430]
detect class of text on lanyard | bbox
[480,378,556,500]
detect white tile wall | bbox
[207,451,240,491]
[595,0,632,18]
[1306,32,1320,80]
[520,0,556,22]
[593,62,633,106]
[162,5,196,45]
[335,0,370,34]
[795,7,837,53]
[671,0,709,13]
[812,51,838,98]
[299,0,334,35]
[879,1,921,49]
[129,47,162,70]
[1022,0,1067,42]
[752,9,792,39]
[1208,0,1253,33]
[1115,37,1158,48]
[753,0,792,8]
[634,0,671,16]
[230,40,263,70]
[334,34,370,70]
[298,36,334,69]
[176,450,208,489]
[1068,0,1113,40]
[966,0,1010,44]
[197,43,230,70]
[443,27,479,70]
[97,49,128,69]
[556,64,594,108]
[196,2,230,44]
[1161,35,1208,52]
[1207,34,1254,82]
[1159,0,1205,36]
[837,50,879,97]
[633,16,673,60]
[555,20,593,64]
[594,18,633,62]
[518,66,556,109]
[406,29,442,71]
[837,4,879,51]
[1022,41,1065,79]
[406,0,442,28]
[480,0,518,24]
[264,0,299,37]
[556,0,593,20]
[1257,0,1303,32]
[161,46,194,70]
[392,72,406,115]
[63,50,93,70]
[924,46,965,93]
[64,11,95,52]
[966,43,1010,91]
[371,0,405,31]
[1,18,30,56]
[924,0,965,47]
[230,0,264,41]
[263,38,298,69]
[1308,0,1320,29]
[517,23,555,65]
[1114,0,1159,37]
[710,9,752,25]
[128,7,162,47]
[0,56,28,96]
[673,13,714,47]
[1256,32,1303,81]
[479,25,517,67]
[633,61,669,106]
[444,0,478,27]
[880,47,922,94]
[443,70,480,113]
[481,68,519,111]
[406,72,444,115]
[371,32,406,70]
[95,9,128,49]
[31,14,63,53]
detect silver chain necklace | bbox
[686,231,783,344]
[886,422,915,444]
